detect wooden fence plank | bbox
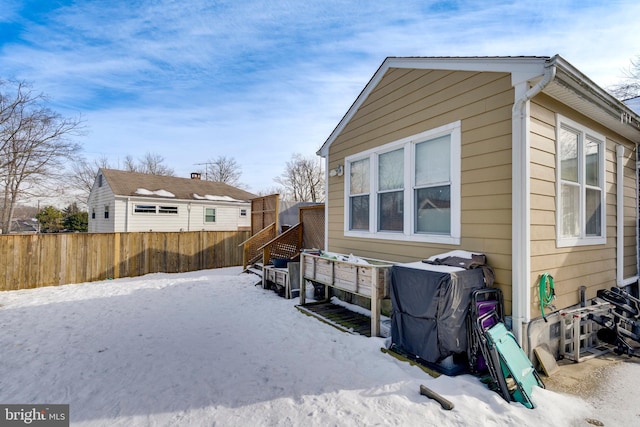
[0,230,250,291]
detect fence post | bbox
[113,232,120,279]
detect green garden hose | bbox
[539,273,555,322]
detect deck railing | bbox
[259,223,303,264]
[240,223,277,269]
[241,204,325,270]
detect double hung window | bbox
[205,208,216,223]
[556,115,606,246]
[345,121,460,244]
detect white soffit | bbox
[542,72,640,142]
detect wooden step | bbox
[245,266,263,277]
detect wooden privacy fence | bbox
[0,230,251,291]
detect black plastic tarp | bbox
[390,262,485,363]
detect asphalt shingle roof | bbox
[100,169,257,201]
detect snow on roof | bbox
[135,188,176,198]
[100,169,257,201]
[192,194,244,202]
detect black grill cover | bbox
[390,263,485,363]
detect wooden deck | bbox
[296,301,375,337]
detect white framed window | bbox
[134,204,156,214]
[239,208,247,217]
[104,205,109,219]
[349,158,370,231]
[205,208,216,223]
[344,121,461,244]
[378,148,404,232]
[158,206,178,214]
[556,114,606,247]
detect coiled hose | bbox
[539,273,555,322]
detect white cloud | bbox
[2,0,640,196]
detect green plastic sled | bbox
[485,322,545,409]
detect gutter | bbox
[511,58,557,346]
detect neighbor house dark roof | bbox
[99,169,257,202]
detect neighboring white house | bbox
[87,169,257,233]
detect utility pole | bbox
[36,200,41,233]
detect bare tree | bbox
[137,152,175,176]
[609,55,640,100]
[68,152,174,205]
[274,153,324,202]
[123,154,138,173]
[200,155,243,186]
[1,80,83,234]
[120,152,174,175]
[67,156,111,200]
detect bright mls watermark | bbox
[0,405,69,426]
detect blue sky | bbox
[1,0,638,194]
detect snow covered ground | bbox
[0,267,638,426]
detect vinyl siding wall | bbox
[87,182,116,233]
[122,200,250,232]
[326,68,515,308]
[89,194,250,233]
[529,93,637,315]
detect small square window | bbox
[205,208,216,222]
[240,209,247,217]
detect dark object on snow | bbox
[390,263,485,367]
[419,384,454,410]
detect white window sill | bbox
[344,230,460,245]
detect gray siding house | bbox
[88,169,256,233]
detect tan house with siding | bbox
[317,55,640,346]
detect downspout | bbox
[616,145,639,287]
[125,197,130,232]
[511,60,556,346]
[187,202,192,232]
